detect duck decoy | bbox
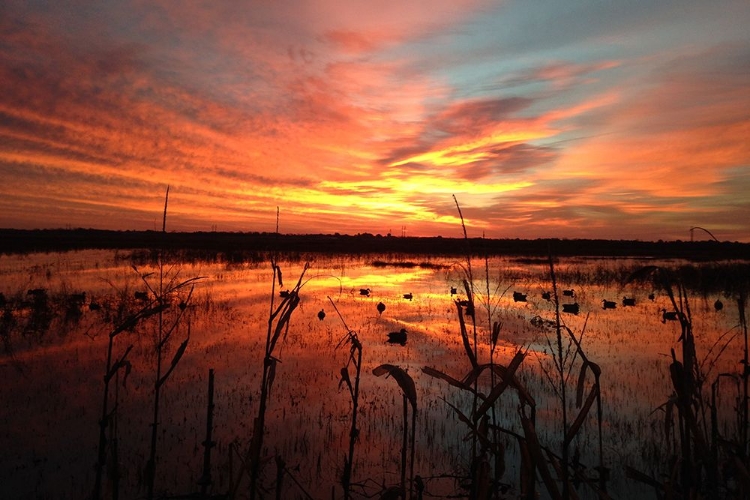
[513,292,527,303]
[562,303,580,315]
[387,328,407,345]
[317,309,326,321]
[622,296,636,307]
[450,286,457,296]
[541,291,551,301]
[602,300,616,310]
[714,299,723,311]
[661,309,678,322]
[562,289,575,297]
[377,302,386,315]
[359,288,371,296]
[403,293,413,301]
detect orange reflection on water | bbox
[0,251,741,498]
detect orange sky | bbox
[1,1,749,241]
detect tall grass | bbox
[373,363,418,499]
[328,297,364,500]
[421,198,610,499]
[229,260,309,499]
[625,266,750,498]
[92,186,203,500]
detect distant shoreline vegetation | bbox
[0,228,748,260]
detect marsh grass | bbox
[1,235,748,499]
[372,363,418,499]
[624,266,750,498]
[228,259,308,499]
[328,297,364,500]
[419,198,612,500]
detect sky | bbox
[1,1,749,242]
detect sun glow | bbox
[390,130,554,168]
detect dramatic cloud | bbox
[0,0,748,240]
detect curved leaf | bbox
[455,301,478,369]
[566,383,598,445]
[576,361,589,408]
[475,350,526,420]
[422,366,471,392]
[373,364,417,411]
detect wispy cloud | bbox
[0,1,748,240]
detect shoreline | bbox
[1,227,748,260]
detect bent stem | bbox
[329,297,363,500]
[230,261,308,499]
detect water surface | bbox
[0,250,741,498]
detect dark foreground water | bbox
[0,250,744,499]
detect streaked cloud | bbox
[0,0,748,241]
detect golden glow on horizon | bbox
[0,2,748,240]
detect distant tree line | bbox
[0,228,748,260]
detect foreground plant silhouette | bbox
[536,255,608,498]
[625,266,750,498]
[94,186,203,500]
[421,197,609,499]
[373,363,418,499]
[229,260,309,499]
[93,303,158,500]
[146,187,203,500]
[328,296,364,500]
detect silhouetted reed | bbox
[625,265,750,497]
[373,364,418,499]
[328,297,364,500]
[229,260,309,499]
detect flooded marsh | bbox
[0,250,747,499]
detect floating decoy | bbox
[403,293,413,300]
[714,299,723,311]
[513,292,527,303]
[661,309,678,322]
[377,302,386,315]
[622,296,636,307]
[134,291,149,301]
[562,303,580,315]
[563,289,575,297]
[541,291,551,301]
[450,287,458,296]
[359,288,371,296]
[279,290,290,298]
[387,328,407,345]
[602,300,617,310]
[317,309,326,321]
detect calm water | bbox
[0,250,742,499]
